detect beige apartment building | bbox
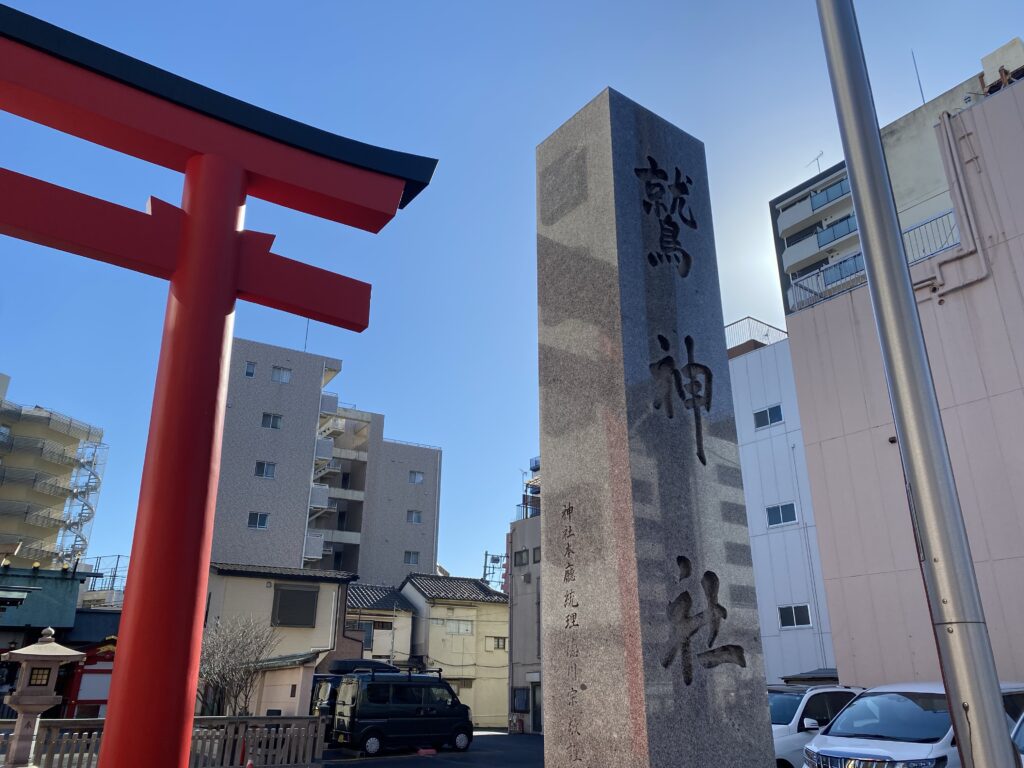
[773,42,1024,685]
[0,373,105,567]
[400,573,509,729]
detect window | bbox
[290,684,297,698]
[513,549,529,567]
[802,693,831,727]
[365,683,389,705]
[532,546,541,564]
[406,510,422,524]
[430,618,445,626]
[446,619,473,636]
[28,667,50,687]
[247,512,269,529]
[753,405,783,429]
[493,636,507,650]
[0,425,9,442]
[261,413,283,429]
[392,685,423,707]
[372,620,393,631]
[254,461,276,479]
[766,502,797,527]
[404,551,420,565]
[779,604,812,628]
[271,366,292,383]
[244,361,256,378]
[272,584,319,627]
[425,685,454,709]
[512,687,530,714]
[409,470,424,484]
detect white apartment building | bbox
[211,339,442,586]
[771,39,1024,316]
[726,318,835,684]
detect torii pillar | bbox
[0,6,437,767]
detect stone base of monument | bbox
[537,88,775,767]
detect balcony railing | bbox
[0,435,80,467]
[515,503,541,521]
[810,177,850,210]
[0,466,73,498]
[725,317,788,352]
[816,214,857,248]
[789,210,960,313]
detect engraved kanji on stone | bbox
[660,556,746,685]
[565,612,580,629]
[564,590,579,608]
[650,334,713,466]
[563,564,576,583]
[636,155,698,277]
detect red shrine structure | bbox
[0,6,437,766]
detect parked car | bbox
[803,682,1024,768]
[316,670,473,756]
[769,684,861,767]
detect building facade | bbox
[400,573,509,729]
[770,40,1024,317]
[205,563,360,716]
[345,583,415,665]
[726,319,835,684]
[211,338,442,586]
[778,43,1024,685]
[507,459,542,733]
[0,374,105,567]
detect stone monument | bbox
[537,89,774,767]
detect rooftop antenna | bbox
[806,150,824,174]
[911,49,926,106]
[303,318,310,351]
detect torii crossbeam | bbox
[0,6,436,767]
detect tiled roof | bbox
[210,562,356,584]
[401,573,508,604]
[347,583,416,613]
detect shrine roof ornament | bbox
[0,3,437,228]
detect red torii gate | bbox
[0,6,436,767]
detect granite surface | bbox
[537,89,774,767]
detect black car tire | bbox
[361,731,385,757]
[451,728,472,751]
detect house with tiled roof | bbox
[400,573,509,728]
[204,563,361,716]
[345,583,415,665]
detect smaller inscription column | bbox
[537,89,774,768]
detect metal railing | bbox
[789,210,960,312]
[0,435,80,467]
[0,466,73,498]
[515,503,541,521]
[816,213,857,247]
[811,176,850,210]
[724,317,788,351]
[0,400,102,443]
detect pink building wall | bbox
[789,80,1024,687]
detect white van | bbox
[803,682,1024,768]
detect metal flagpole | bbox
[815,2,1017,766]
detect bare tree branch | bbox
[200,615,281,715]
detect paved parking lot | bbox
[324,732,543,766]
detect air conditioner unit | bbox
[522,572,532,584]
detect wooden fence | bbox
[0,715,326,768]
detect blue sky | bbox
[2,1,1022,580]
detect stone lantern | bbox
[2,628,84,768]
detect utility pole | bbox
[815,2,1016,766]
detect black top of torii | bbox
[0,3,437,208]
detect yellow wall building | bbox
[400,573,509,729]
[345,583,415,666]
[206,563,361,716]
[0,374,105,567]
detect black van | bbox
[313,670,473,756]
